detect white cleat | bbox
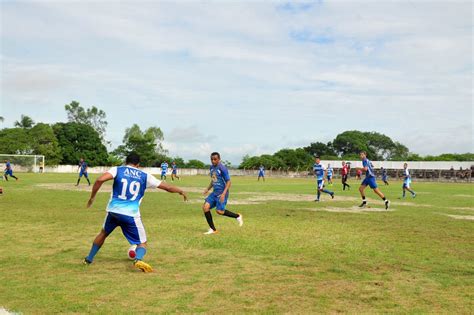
[236,214,243,227]
[203,228,218,235]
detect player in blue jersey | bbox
[76,158,91,186]
[202,152,243,235]
[313,155,334,201]
[171,161,180,181]
[258,165,265,182]
[83,152,188,272]
[3,160,19,181]
[402,163,416,198]
[381,167,389,185]
[160,161,169,180]
[327,163,334,186]
[358,151,390,209]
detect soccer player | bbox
[402,163,416,198]
[356,168,362,180]
[313,155,334,201]
[258,165,265,182]
[160,161,168,180]
[83,152,188,272]
[327,163,334,186]
[341,161,350,191]
[358,151,390,209]
[4,160,19,181]
[171,161,180,181]
[381,167,389,185]
[202,152,243,235]
[76,158,90,186]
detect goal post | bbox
[0,154,45,173]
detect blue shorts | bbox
[161,171,166,176]
[258,172,264,177]
[327,175,332,180]
[317,179,325,190]
[382,176,388,181]
[361,177,378,189]
[103,212,147,245]
[172,170,177,175]
[205,192,229,211]
[5,170,13,176]
[79,171,88,178]
[403,179,411,188]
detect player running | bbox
[160,161,168,180]
[402,163,416,198]
[358,151,390,209]
[3,160,19,181]
[327,163,334,186]
[341,161,350,190]
[76,158,91,186]
[258,165,265,182]
[313,155,334,201]
[381,167,389,185]
[202,152,243,235]
[171,161,180,181]
[83,152,187,272]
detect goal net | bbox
[0,154,45,173]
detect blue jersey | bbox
[161,163,168,172]
[106,166,161,217]
[5,162,11,170]
[172,164,177,171]
[327,167,333,177]
[210,163,230,195]
[313,162,326,181]
[362,158,375,178]
[79,161,88,172]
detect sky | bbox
[1,0,472,164]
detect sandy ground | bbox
[297,206,394,213]
[445,214,474,221]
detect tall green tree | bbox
[14,115,35,129]
[29,123,62,165]
[303,141,337,158]
[185,159,206,169]
[65,101,108,141]
[53,122,108,166]
[0,128,32,154]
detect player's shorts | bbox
[258,172,265,177]
[172,170,177,174]
[103,212,147,245]
[327,175,332,180]
[403,179,411,188]
[79,171,88,178]
[205,192,229,211]
[161,171,167,176]
[361,176,378,189]
[342,175,348,182]
[317,179,325,190]
[4,170,13,176]
[382,176,388,181]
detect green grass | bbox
[0,174,473,313]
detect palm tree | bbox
[0,116,4,122]
[14,115,35,129]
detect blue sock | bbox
[323,189,333,195]
[86,243,101,262]
[136,247,147,260]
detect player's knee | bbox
[216,210,225,215]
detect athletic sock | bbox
[86,178,91,185]
[135,247,147,260]
[362,196,366,203]
[317,191,321,200]
[323,189,332,195]
[86,243,101,262]
[204,211,216,231]
[223,210,239,218]
[76,178,80,185]
[403,191,406,197]
[382,197,386,201]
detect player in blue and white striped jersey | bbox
[313,155,334,202]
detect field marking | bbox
[298,206,394,213]
[445,214,474,221]
[453,194,474,198]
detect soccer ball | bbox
[128,245,137,260]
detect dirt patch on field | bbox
[298,206,394,213]
[454,194,473,198]
[445,214,474,221]
[449,206,474,211]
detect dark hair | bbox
[314,154,320,159]
[360,151,367,155]
[211,152,220,159]
[126,152,141,165]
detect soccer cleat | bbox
[314,199,320,202]
[134,260,153,273]
[83,257,92,265]
[385,200,390,210]
[359,202,367,208]
[331,193,335,199]
[236,214,244,227]
[203,228,218,235]
[412,193,416,198]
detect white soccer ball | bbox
[127,245,137,260]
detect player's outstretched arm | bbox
[87,173,114,208]
[158,182,188,201]
[203,181,213,195]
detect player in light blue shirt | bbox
[4,160,19,181]
[171,161,180,181]
[402,163,416,198]
[84,152,187,272]
[258,165,265,182]
[359,151,390,209]
[327,164,334,186]
[160,161,169,180]
[76,158,91,186]
[202,152,243,235]
[313,155,334,201]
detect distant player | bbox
[258,165,265,182]
[381,167,389,185]
[358,151,390,209]
[171,161,180,181]
[356,168,362,180]
[83,152,187,272]
[402,163,416,198]
[327,163,334,186]
[160,161,168,180]
[202,152,243,235]
[313,155,334,202]
[76,158,91,186]
[341,161,350,190]
[4,160,19,181]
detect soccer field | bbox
[0,174,473,313]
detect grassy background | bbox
[0,173,473,313]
